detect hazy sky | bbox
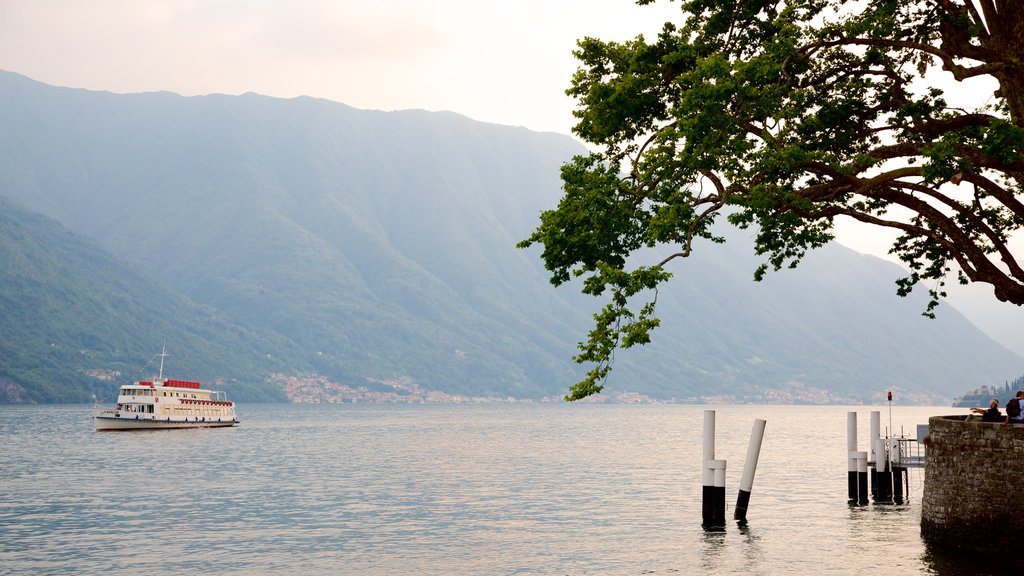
[0,0,683,136]
[2,0,1022,351]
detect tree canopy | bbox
[520,0,1024,400]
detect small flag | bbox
[887,390,893,402]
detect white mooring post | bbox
[734,418,767,521]
[874,437,891,501]
[847,412,858,500]
[855,451,869,503]
[870,411,881,497]
[890,438,905,503]
[702,410,716,525]
[706,459,727,526]
[870,411,881,461]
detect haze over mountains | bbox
[1,70,1020,404]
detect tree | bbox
[519,0,1024,400]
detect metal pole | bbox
[888,390,893,441]
[735,418,766,521]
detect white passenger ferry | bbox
[93,350,239,431]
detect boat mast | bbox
[157,345,169,381]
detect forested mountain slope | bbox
[0,70,1019,403]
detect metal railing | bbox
[891,436,926,468]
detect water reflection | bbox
[737,521,765,570]
[921,541,1024,576]
[700,526,728,571]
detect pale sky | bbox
[2,0,1022,353]
[0,0,682,136]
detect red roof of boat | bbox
[163,379,202,389]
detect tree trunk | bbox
[984,1,1024,124]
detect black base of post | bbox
[876,466,892,502]
[712,485,726,526]
[735,489,751,521]
[702,485,714,524]
[848,471,858,501]
[893,467,906,503]
[857,471,869,504]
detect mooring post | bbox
[849,451,863,501]
[702,410,716,525]
[735,418,766,521]
[855,451,869,504]
[890,438,905,503]
[874,437,891,502]
[705,459,727,526]
[847,412,858,500]
[870,410,880,497]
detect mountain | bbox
[0,69,1020,404]
[628,233,1022,404]
[0,196,299,403]
[0,70,591,402]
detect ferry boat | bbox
[93,350,239,431]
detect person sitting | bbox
[1003,391,1024,425]
[970,399,1002,422]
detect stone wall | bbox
[921,415,1024,554]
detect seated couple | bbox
[970,391,1024,424]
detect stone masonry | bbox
[921,415,1024,554]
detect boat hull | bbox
[94,415,239,431]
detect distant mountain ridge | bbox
[0,69,1020,404]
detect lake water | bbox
[0,403,999,575]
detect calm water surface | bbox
[0,403,1001,575]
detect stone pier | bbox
[921,415,1024,554]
